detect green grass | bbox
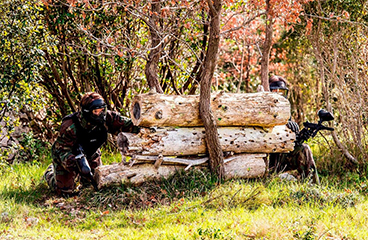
[1,153,368,239]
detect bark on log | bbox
[117,125,295,156]
[130,91,290,127]
[94,153,267,188]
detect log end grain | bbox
[131,101,142,126]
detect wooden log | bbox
[224,154,266,180]
[130,91,290,127]
[117,125,295,156]
[94,153,267,188]
[128,155,209,170]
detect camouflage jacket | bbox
[51,110,137,171]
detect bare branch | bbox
[304,13,368,28]
[221,11,266,35]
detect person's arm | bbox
[52,119,79,171]
[105,110,140,135]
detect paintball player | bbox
[44,92,139,196]
[268,76,320,184]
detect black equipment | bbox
[296,109,334,145]
[270,80,289,98]
[75,145,98,191]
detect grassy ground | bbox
[1,152,368,240]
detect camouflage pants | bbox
[44,155,101,196]
[269,143,320,184]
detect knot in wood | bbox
[217,104,228,111]
[155,110,163,119]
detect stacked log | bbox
[94,92,295,188]
[94,154,267,188]
[130,91,290,127]
[117,125,294,156]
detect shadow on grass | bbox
[79,169,221,210]
[1,169,220,211]
[0,181,56,207]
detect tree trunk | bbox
[44,50,76,113]
[130,91,290,127]
[117,125,295,156]
[200,0,224,179]
[94,153,267,188]
[310,20,358,165]
[144,0,164,94]
[260,0,273,92]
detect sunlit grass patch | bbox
[199,180,271,210]
[268,181,362,208]
[1,155,368,239]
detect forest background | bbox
[1,0,368,183]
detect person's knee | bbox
[44,164,57,190]
[54,166,78,195]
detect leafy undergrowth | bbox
[1,161,368,239]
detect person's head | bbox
[80,92,107,125]
[269,75,289,98]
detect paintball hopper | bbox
[317,109,334,124]
[296,109,334,144]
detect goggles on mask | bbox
[82,99,107,125]
[270,81,289,98]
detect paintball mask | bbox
[81,99,107,125]
[270,80,289,98]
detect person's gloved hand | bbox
[132,125,141,134]
[286,120,300,134]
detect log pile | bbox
[94,91,295,189]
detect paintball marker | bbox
[295,109,335,145]
[75,145,98,191]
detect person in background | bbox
[44,92,139,196]
[268,76,320,184]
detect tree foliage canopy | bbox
[1,0,368,165]
[0,1,47,116]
